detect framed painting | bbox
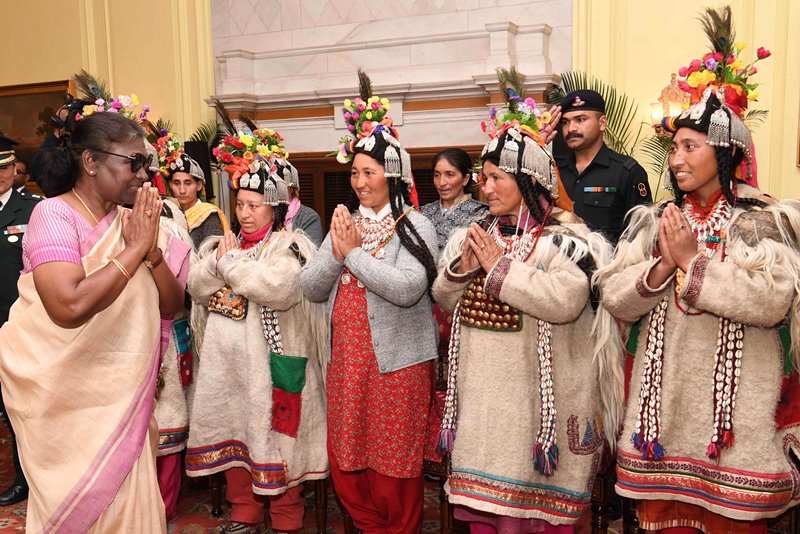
[0,80,75,173]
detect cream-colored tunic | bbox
[432,222,614,525]
[599,189,800,521]
[185,229,329,494]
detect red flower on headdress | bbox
[757,47,771,59]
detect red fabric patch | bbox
[776,371,800,430]
[179,349,193,389]
[271,388,302,438]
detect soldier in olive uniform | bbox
[555,90,651,243]
[0,135,39,506]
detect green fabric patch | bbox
[270,352,307,394]
[626,320,642,356]
[780,324,792,377]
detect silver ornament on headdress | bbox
[186,156,206,183]
[521,136,559,199]
[240,173,261,189]
[262,171,290,207]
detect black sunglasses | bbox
[93,149,154,173]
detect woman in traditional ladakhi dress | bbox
[431,75,620,534]
[597,10,800,532]
[301,74,439,534]
[158,132,229,249]
[186,129,328,534]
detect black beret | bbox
[560,90,605,115]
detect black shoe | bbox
[0,483,28,506]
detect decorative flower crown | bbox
[79,94,150,123]
[480,93,552,141]
[213,128,291,205]
[674,6,770,118]
[336,95,394,164]
[479,67,559,199]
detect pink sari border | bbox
[42,338,159,533]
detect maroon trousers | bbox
[328,442,423,534]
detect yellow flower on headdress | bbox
[257,145,271,158]
[541,110,552,124]
[82,105,95,116]
[687,70,716,87]
[735,42,746,52]
[384,103,391,111]
[131,93,140,106]
[730,58,743,70]
[343,99,352,108]
[380,98,389,105]
[239,134,254,147]
[748,90,759,101]
[365,111,373,120]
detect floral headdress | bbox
[335,70,416,204]
[213,128,290,206]
[79,93,150,124]
[156,132,205,182]
[674,6,770,119]
[663,6,768,186]
[480,67,559,199]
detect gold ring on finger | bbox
[145,210,152,216]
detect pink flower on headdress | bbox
[361,121,374,133]
[344,111,352,120]
[347,124,355,132]
[677,80,693,93]
[357,102,366,111]
[713,52,723,62]
[705,58,717,71]
[111,100,123,110]
[352,112,360,120]
[757,47,771,59]
[689,59,702,72]
[371,101,380,110]
[749,66,758,75]
[678,66,689,77]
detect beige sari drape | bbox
[0,208,166,533]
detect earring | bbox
[89,171,96,176]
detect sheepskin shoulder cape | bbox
[184,228,329,494]
[431,220,620,524]
[597,184,800,521]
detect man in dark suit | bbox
[0,135,40,506]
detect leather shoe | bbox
[0,483,28,506]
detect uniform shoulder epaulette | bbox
[606,151,637,170]
[19,192,42,200]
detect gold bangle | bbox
[111,258,132,280]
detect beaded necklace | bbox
[439,209,561,476]
[352,206,414,258]
[633,196,743,462]
[341,207,414,288]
